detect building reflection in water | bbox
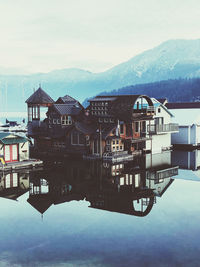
[0,151,179,217]
[0,171,30,200]
[172,149,200,171]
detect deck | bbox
[0,159,43,172]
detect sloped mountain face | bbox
[100,39,200,86]
[0,39,200,112]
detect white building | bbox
[166,102,200,147]
[146,98,179,154]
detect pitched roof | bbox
[156,98,168,105]
[26,87,54,105]
[0,133,28,144]
[166,102,200,109]
[56,95,78,104]
[53,104,82,116]
[74,122,97,135]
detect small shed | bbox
[0,133,29,163]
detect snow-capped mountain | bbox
[1,39,200,112]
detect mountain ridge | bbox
[0,39,200,112]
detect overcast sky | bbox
[0,0,200,74]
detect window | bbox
[79,133,85,145]
[116,140,119,144]
[72,132,78,144]
[135,122,139,132]
[113,140,115,145]
[53,119,56,124]
[158,108,161,113]
[62,115,72,125]
[116,146,119,151]
[106,146,110,152]
[120,124,124,134]
[120,146,123,150]
[71,132,85,145]
[57,119,60,124]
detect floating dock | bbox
[0,159,43,172]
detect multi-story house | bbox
[145,98,179,154]
[26,88,177,159]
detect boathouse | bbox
[0,133,29,163]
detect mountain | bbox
[1,39,200,112]
[82,78,200,107]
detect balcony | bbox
[147,166,179,180]
[133,106,155,115]
[147,123,179,134]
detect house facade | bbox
[146,98,179,154]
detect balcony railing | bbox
[147,166,179,180]
[147,123,179,134]
[133,106,155,114]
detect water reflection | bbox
[0,151,178,217]
[172,149,200,181]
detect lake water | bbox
[0,151,200,267]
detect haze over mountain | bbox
[0,39,200,112]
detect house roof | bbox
[92,125,117,140]
[53,104,82,116]
[56,95,79,104]
[170,108,200,125]
[26,87,54,105]
[74,122,97,135]
[156,98,168,105]
[0,133,28,145]
[166,102,200,109]
[89,96,117,102]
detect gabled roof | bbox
[157,98,168,105]
[74,122,97,135]
[26,87,54,105]
[56,95,79,104]
[0,132,28,145]
[53,104,82,116]
[166,102,200,109]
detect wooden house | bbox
[26,89,176,158]
[0,133,29,163]
[87,94,155,156]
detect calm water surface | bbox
[0,151,200,267]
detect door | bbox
[4,144,18,162]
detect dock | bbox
[0,159,43,172]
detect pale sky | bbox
[0,0,200,74]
